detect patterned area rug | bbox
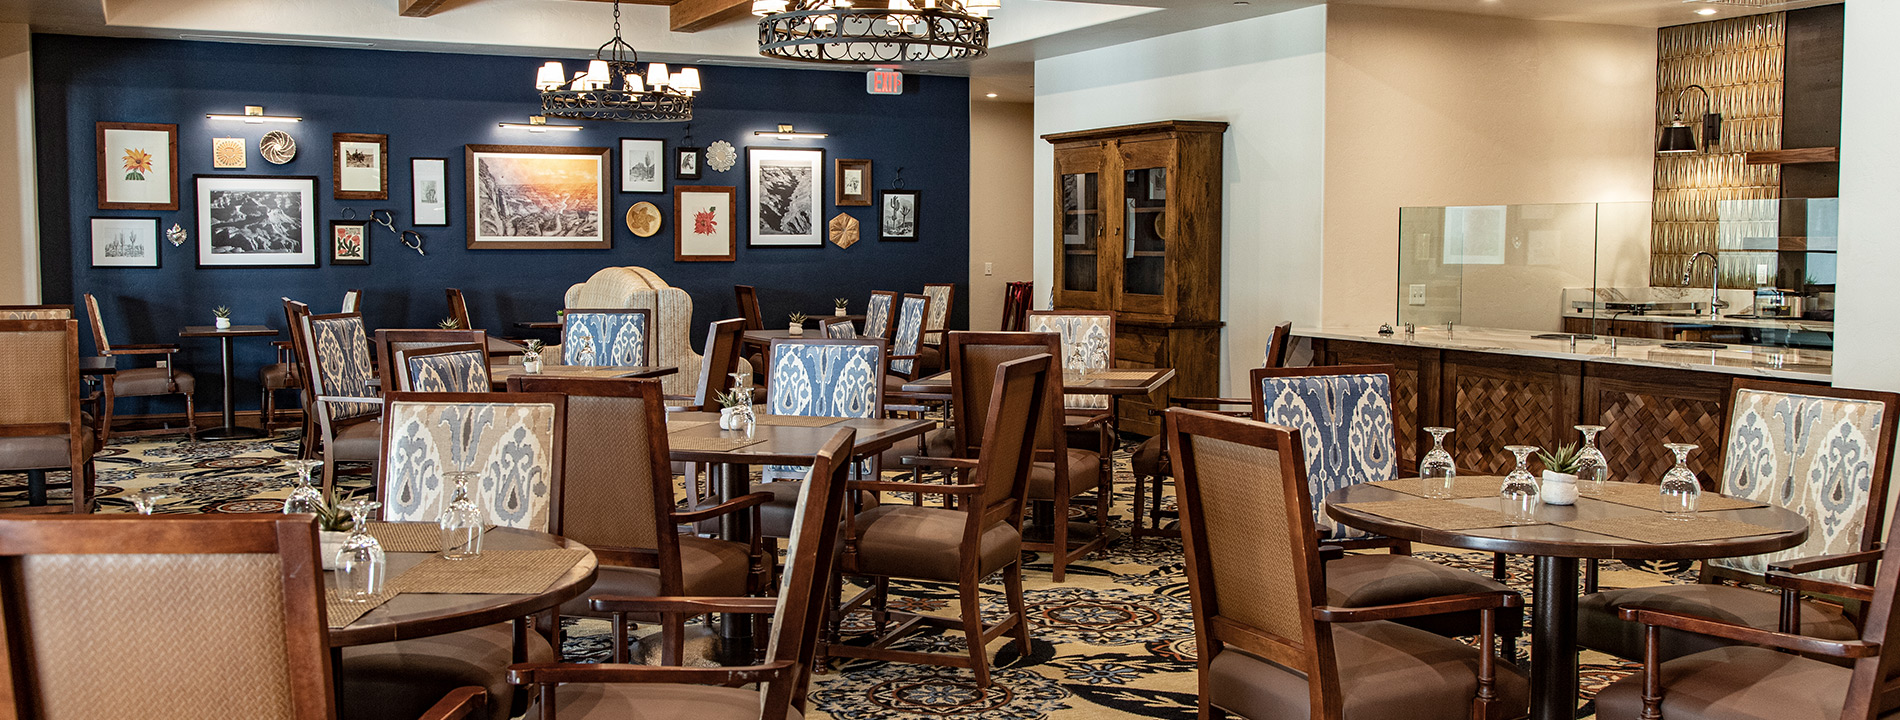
[1,431,1694,720]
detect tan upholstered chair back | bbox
[761,428,856,714]
[1026,310,1114,411]
[0,319,80,429]
[561,267,701,396]
[378,392,566,532]
[948,332,1064,458]
[0,515,333,720]
[508,376,673,561]
[1169,409,1336,699]
[81,293,114,355]
[0,305,72,320]
[921,283,955,346]
[974,354,1052,512]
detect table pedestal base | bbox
[1531,555,1580,720]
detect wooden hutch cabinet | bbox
[1043,120,1226,436]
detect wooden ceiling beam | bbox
[669,0,753,32]
[399,0,454,17]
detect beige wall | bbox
[969,100,1034,331]
[0,23,36,304]
[1323,5,1656,327]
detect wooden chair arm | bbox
[850,479,980,496]
[415,687,486,720]
[1764,571,1876,603]
[1063,412,1113,430]
[1618,605,1880,659]
[508,660,795,686]
[1173,396,1252,407]
[272,340,294,349]
[672,491,773,524]
[1767,547,1883,575]
[901,456,979,470]
[1314,591,1520,624]
[317,395,382,405]
[108,344,180,355]
[588,595,780,615]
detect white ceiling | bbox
[0,0,1837,104]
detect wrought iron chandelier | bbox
[754,0,993,64]
[534,0,698,122]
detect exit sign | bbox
[866,69,904,95]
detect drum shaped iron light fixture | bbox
[534,0,699,122]
[1658,84,1722,154]
[754,0,993,64]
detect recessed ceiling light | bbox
[985,93,998,98]
[1232,1,1249,5]
[1696,7,1718,15]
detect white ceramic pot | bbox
[522,356,543,374]
[834,308,847,317]
[788,323,804,336]
[214,317,231,330]
[1541,471,1579,505]
[319,530,348,570]
[719,407,740,430]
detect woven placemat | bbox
[1557,515,1782,544]
[1336,499,1521,530]
[1369,475,1507,500]
[666,420,711,433]
[389,549,589,595]
[758,414,844,427]
[1585,481,1767,512]
[1075,369,1158,381]
[669,433,767,452]
[366,522,444,553]
[325,588,395,628]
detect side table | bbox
[179,324,280,440]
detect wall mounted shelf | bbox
[1744,147,1839,165]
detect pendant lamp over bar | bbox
[534,0,697,122]
[755,0,992,64]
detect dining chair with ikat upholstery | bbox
[294,306,382,492]
[560,308,650,367]
[377,391,567,533]
[396,344,492,393]
[1026,310,1114,414]
[862,290,898,341]
[751,338,887,538]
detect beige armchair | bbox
[552,267,701,396]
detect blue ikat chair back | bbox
[401,346,491,393]
[562,309,649,367]
[1254,368,1396,539]
[889,295,928,377]
[765,339,885,478]
[863,292,895,340]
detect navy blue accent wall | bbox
[34,34,969,413]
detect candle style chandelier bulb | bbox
[536,62,566,90]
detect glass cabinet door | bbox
[1122,166,1167,298]
[1060,171,1100,294]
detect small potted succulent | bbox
[437,317,461,329]
[833,298,849,317]
[788,312,808,337]
[314,488,360,570]
[1537,443,1583,506]
[522,339,545,374]
[715,388,752,431]
[213,306,232,330]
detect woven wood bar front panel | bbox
[1583,372,1730,489]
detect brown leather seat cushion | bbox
[1578,583,1857,663]
[258,362,298,389]
[883,373,913,395]
[1325,553,1522,639]
[875,426,955,475]
[562,535,750,619]
[341,622,552,720]
[916,345,943,375]
[0,432,92,472]
[540,682,800,720]
[1209,620,1530,720]
[1131,434,1163,479]
[112,366,194,396]
[1592,645,1880,720]
[850,505,1020,583]
[1029,448,1102,500]
[330,418,383,462]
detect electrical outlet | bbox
[984,262,993,276]
[155,359,167,368]
[1408,284,1427,306]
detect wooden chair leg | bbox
[958,578,991,688]
[182,392,196,440]
[1052,496,1071,583]
[873,576,890,635]
[1492,553,1508,581]
[1004,564,1032,654]
[661,613,684,666]
[99,381,116,446]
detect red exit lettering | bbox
[866,70,904,95]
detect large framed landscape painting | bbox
[746,146,824,247]
[465,144,610,250]
[194,175,318,268]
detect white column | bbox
[0,23,38,304]
[1834,0,1900,392]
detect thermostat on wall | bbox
[866,69,904,95]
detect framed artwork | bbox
[90,217,160,268]
[194,175,319,268]
[330,220,370,265]
[835,158,872,206]
[746,146,825,248]
[411,157,449,226]
[879,189,920,241]
[212,138,246,169]
[674,185,736,262]
[620,138,665,193]
[675,146,701,180]
[333,133,388,200]
[96,122,178,210]
[465,144,610,250]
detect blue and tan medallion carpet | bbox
[3,431,1687,720]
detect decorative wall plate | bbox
[828,213,860,249]
[166,222,187,247]
[706,141,737,173]
[625,201,662,237]
[212,137,245,169]
[260,131,297,164]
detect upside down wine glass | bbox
[1659,443,1702,520]
[282,459,324,515]
[336,498,386,602]
[1419,427,1457,499]
[439,471,484,560]
[1574,425,1609,495]
[1500,445,1542,524]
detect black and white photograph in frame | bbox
[747,146,825,247]
[620,138,665,193]
[879,189,920,241]
[675,146,701,180]
[411,157,449,226]
[194,175,318,268]
[90,217,160,268]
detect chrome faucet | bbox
[1683,251,1728,318]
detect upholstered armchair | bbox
[291,305,382,491]
[863,290,897,340]
[1577,379,1899,664]
[83,293,196,443]
[1252,364,1523,653]
[374,328,491,392]
[916,283,956,374]
[560,309,650,367]
[882,293,931,393]
[0,318,94,513]
[554,267,700,397]
[1026,310,1114,414]
[1166,409,1528,720]
[821,316,857,338]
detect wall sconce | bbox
[206,105,302,123]
[498,115,583,133]
[754,124,828,140]
[1658,84,1721,154]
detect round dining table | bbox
[1324,482,1808,720]
[325,527,597,647]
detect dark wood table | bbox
[489,363,676,390]
[79,355,115,376]
[513,321,562,331]
[1323,483,1809,720]
[899,367,1177,399]
[325,527,597,647]
[179,324,279,440]
[664,411,934,655]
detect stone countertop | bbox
[1560,311,1834,333]
[1296,326,1831,382]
